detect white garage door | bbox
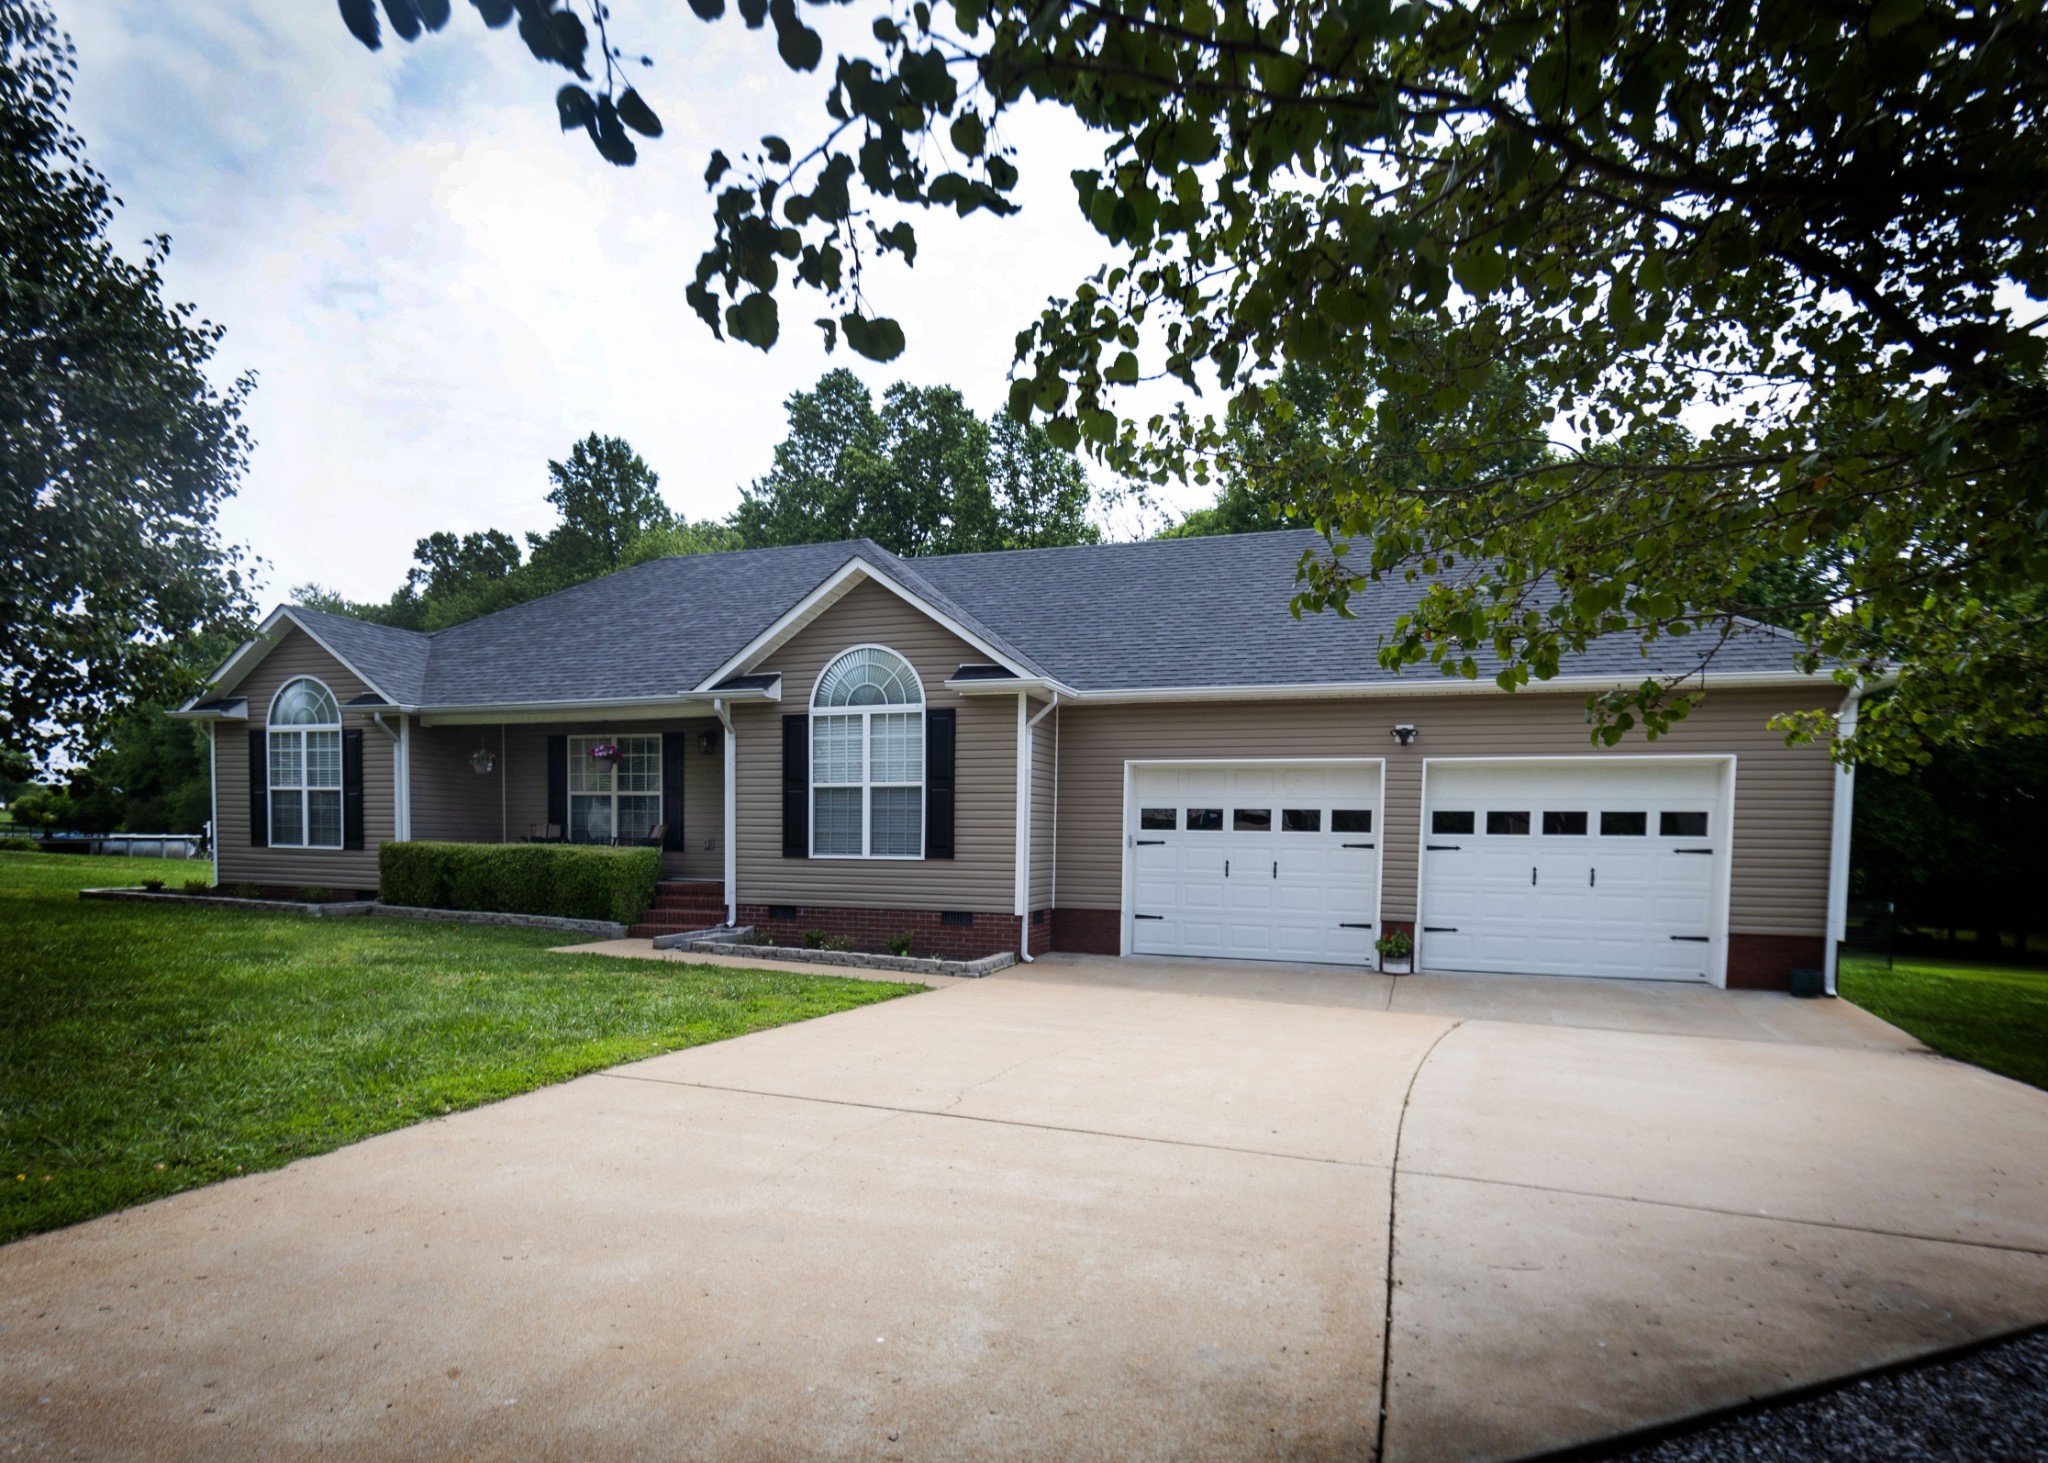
[1419,760,1728,982]
[1129,763,1381,966]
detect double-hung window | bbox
[567,734,661,843]
[268,678,342,848]
[812,646,923,858]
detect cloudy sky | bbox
[56,2,1199,607]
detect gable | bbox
[231,628,376,725]
[759,577,988,707]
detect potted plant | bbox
[470,745,496,774]
[587,741,621,769]
[1375,929,1413,975]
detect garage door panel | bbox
[1130,763,1380,968]
[1421,760,1725,984]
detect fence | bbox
[28,833,207,860]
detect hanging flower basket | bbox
[587,742,621,768]
[470,747,496,775]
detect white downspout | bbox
[1014,694,1031,960]
[1823,687,1862,997]
[208,724,219,888]
[715,698,737,927]
[1018,693,1061,962]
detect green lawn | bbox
[1840,953,2048,1092]
[0,853,920,1243]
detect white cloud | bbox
[55,1,1207,605]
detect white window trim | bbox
[566,733,664,843]
[266,676,343,850]
[810,644,926,861]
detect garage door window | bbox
[1282,809,1321,832]
[1486,810,1532,835]
[1332,809,1373,833]
[1432,810,1475,835]
[1186,807,1223,831]
[1233,808,1272,831]
[1601,811,1647,835]
[1542,811,1589,835]
[1140,807,1176,830]
[1661,811,1709,837]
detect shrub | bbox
[140,879,165,892]
[0,836,38,854]
[376,841,659,925]
[182,879,210,894]
[800,928,828,949]
[824,934,858,953]
[231,882,264,900]
[300,885,334,903]
[887,932,914,958]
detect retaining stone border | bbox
[79,888,626,939]
[372,905,628,939]
[81,888,376,917]
[652,927,1015,979]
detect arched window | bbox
[267,677,343,848]
[812,646,924,858]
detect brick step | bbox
[647,895,728,912]
[656,881,724,895]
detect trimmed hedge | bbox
[378,842,660,926]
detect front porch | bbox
[404,716,729,887]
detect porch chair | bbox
[614,822,667,850]
[526,822,565,844]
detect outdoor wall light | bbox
[698,728,719,756]
[1390,724,1419,746]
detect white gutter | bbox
[1823,686,1863,997]
[714,698,738,927]
[1060,671,1821,705]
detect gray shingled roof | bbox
[914,529,1807,692]
[262,529,1804,709]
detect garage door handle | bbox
[1426,843,1461,851]
[1134,913,1164,921]
[1530,866,1537,886]
[1669,934,1710,942]
[1340,922,1374,929]
[1135,839,1165,846]
[1590,868,1596,887]
[1343,842,1375,849]
[1272,861,1278,879]
[1224,860,1229,877]
[1674,848,1713,855]
[1424,926,1458,933]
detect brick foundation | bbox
[1726,933,1827,991]
[1050,907,1121,955]
[737,904,1035,962]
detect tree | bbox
[3,0,254,768]
[339,0,2048,765]
[733,369,1098,555]
[525,433,673,585]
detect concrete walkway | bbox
[4,955,2046,1461]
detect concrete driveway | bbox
[4,954,2046,1462]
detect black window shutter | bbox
[661,732,686,850]
[247,729,268,847]
[925,707,955,860]
[782,714,809,858]
[547,734,568,829]
[341,729,365,850]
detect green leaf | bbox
[841,313,906,362]
[725,291,780,351]
[617,89,663,139]
[1105,350,1140,384]
[768,0,824,71]
[949,112,986,157]
[1869,0,1924,36]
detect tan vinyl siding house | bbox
[1051,686,1836,931]
[732,577,1017,913]
[180,529,1851,987]
[214,628,393,893]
